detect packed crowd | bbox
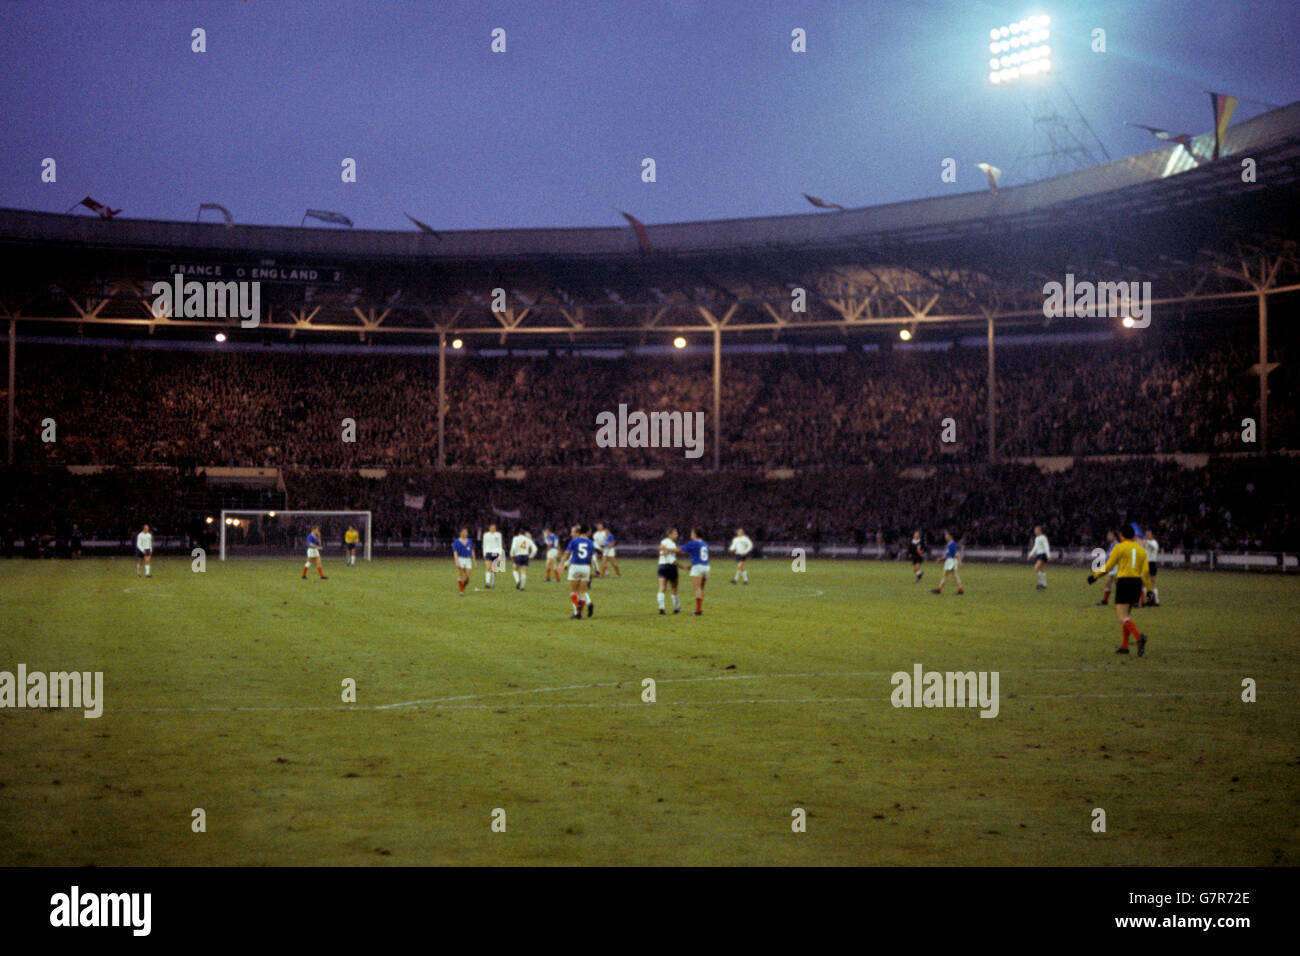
[4,457,1295,554]
[3,321,1295,552]
[7,323,1292,470]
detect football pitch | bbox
[1,556,1296,866]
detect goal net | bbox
[219,510,372,562]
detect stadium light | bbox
[451,338,464,349]
[1122,315,1136,328]
[205,516,214,525]
[214,332,227,342]
[673,336,687,349]
[987,14,1050,84]
[898,327,913,341]
[268,511,277,518]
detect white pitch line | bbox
[107,678,1298,714]
[370,665,1234,710]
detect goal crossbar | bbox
[219,510,372,561]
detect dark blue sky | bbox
[1,0,1295,230]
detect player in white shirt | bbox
[481,524,504,589]
[1140,529,1160,607]
[591,523,614,578]
[1028,526,1051,590]
[135,524,153,578]
[510,530,538,590]
[728,527,753,584]
[1097,529,1119,605]
[656,528,684,614]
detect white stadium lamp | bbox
[987,14,1050,85]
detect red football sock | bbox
[571,594,582,611]
[317,565,325,578]
[1120,618,1133,648]
[695,597,702,613]
[458,580,465,593]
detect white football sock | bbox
[657,593,665,610]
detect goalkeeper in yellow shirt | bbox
[1087,525,1153,656]
[344,526,360,566]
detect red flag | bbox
[618,210,653,252]
[1126,123,1192,147]
[803,193,845,211]
[71,196,121,218]
[1209,92,1237,161]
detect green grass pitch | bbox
[1,556,1296,866]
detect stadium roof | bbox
[1,101,1298,345]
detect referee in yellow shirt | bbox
[1087,525,1153,656]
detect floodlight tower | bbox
[986,14,1110,181]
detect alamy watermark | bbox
[1043,273,1151,328]
[50,886,150,936]
[0,664,103,718]
[890,663,999,718]
[151,270,261,328]
[595,404,704,459]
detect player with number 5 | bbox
[562,525,598,619]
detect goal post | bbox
[219,510,372,561]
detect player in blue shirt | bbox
[600,530,622,579]
[302,525,327,580]
[931,531,964,595]
[680,528,711,615]
[543,528,561,583]
[562,524,597,618]
[452,527,475,595]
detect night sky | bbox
[1,0,1295,230]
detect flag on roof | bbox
[197,202,234,226]
[403,493,425,510]
[1125,123,1192,147]
[1210,92,1238,161]
[404,212,442,239]
[303,208,353,227]
[802,193,845,211]
[617,210,652,252]
[975,163,1002,193]
[70,196,120,218]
